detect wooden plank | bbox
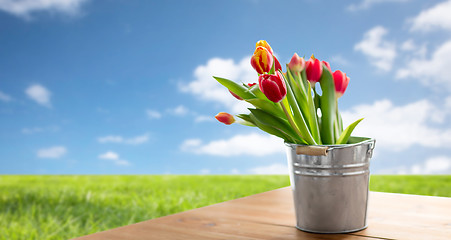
[73,188,451,240]
[354,192,451,240]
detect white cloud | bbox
[146,109,161,119]
[329,55,350,66]
[22,126,59,134]
[0,90,12,102]
[37,146,67,159]
[199,168,210,174]
[180,133,285,157]
[249,163,288,174]
[396,40,451,91]
[412,156,451,174]
[98,151,130,166]
[124,134,149,145]
[347,0,409,11]
[194,115,214,123]
[25,84,51,107]
[180,56,256,114]
[230,168,240,174]
[97,133,149,145]
[98,151,119,160]
[22,127,43,134]
[354,26,396,71]
[342,98,451,151]
[98,135,123,143]
[409,0,451,32]
[0,0,89,19]
[167,105,189,116]
[400,39,415,51]
[392,156,451,174]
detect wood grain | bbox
[73,188,451,240]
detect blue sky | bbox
[1,0,451,174]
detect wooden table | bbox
[74,187,451,240]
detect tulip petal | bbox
[260,79,282,103]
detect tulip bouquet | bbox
[214,40,363,145]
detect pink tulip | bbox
[332,70,350,98]
[305,58,323,84]
[258,71,287,103]
[215,112,235,125]
[322,60,331,72]
[288,53,305,72]
[250,46,273,74]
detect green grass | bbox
[0,175,449,240]
[370,175,451,197]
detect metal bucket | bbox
[285,137,376,233]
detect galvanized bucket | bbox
[285,137,376,233]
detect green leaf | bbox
[268,56,276,75]
[248,108,302,143]
[213,76,256,100]
[318,67,336,144]
[336,118,364,145]
[236,114,257,127]
[347,136,371,144]
[285,69,314,135]
[286,67,307,99]
[249,112,303,144]
[281,71,317,145]
[300,68,309,94]
[306,81,321,144]
[249,85,270,101]
[246,99,285,119]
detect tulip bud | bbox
[305,58,323,84]
[251,46,273,74]
[288,53,305,72]
[322,60,331,72]
[332,70,350,98]
[274,56,282,72]
[258,71,287,103]
[255,40,273,55]
[215,112,235,125]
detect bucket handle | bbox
[295,139,376,156]
[296,146,329,156]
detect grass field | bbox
[0,175,450,240]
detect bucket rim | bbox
[284,136,375,149]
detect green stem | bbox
[280,102,305,143]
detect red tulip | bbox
[251,46,273,74]
[322,60,331,72]
[305,58,323,84]
[255,40,273,55]
[258,71,287,103]
[332,70,350,98]
[215,112,235,125]
[288,53,305,72]
[274,56,282,72]
[229,83,256,100]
